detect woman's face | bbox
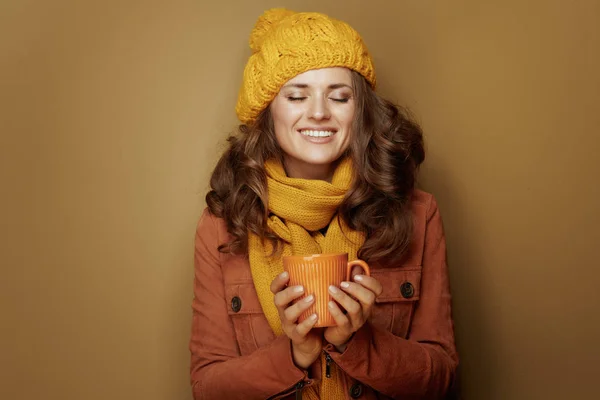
[270,67,355,181]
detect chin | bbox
[300,154,342,166]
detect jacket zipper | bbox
[325,352,333,378]
[295,380,305,400]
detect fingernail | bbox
[310,314,318,321]
[354,275,363,282]
[329,285,338,294]
[280,271,288,279]
[340,281,350,288]
[304,295,314,303]
[294,286,304,293]
[328,301,335,309]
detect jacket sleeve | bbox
[328,195,459,399]
[189,209,308,399]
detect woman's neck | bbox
[282,157,335,182]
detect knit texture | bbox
[236,8,376,124]
[248,158,364,399]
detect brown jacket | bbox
[189,190,458,399]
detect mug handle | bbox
[346,259,370,281]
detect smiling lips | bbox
[299,129,337,138]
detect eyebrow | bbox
[282,83,352,90]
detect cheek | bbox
[336,106,355,138]
[337,107,355,152]
[272,113,298,151]
[272,103,303,131]
[333,104,355,128]
[273,124,290,149]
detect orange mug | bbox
[283,253,370,328]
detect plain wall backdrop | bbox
[1,1,599,399]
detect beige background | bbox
[1,0,599,399]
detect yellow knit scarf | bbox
[248,157,365,400]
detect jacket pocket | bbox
[225,281,274,355]
[369,267,422,338]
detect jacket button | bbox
[400,282,414,298]
[231,296,242,312]
[349,382,363,398]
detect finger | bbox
[273,285,305,312]
[270,271,290,294]
[350,265,368,280]
[328,285,362,323]
[340,281,376,306]
[283,294,315,323]
[294,313,318,338]
[327,301,352,332]
[353,275,383,297]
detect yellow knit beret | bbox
[235,8,377,124]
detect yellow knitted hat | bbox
[235,8,377,124]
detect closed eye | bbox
[287,96,307,102]
[330,98,350,103]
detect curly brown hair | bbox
[206,71,425,266]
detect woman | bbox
[189,8,458,400]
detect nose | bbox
[308,96,331,121]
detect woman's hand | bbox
[324,271,383,352]
[271,271,323,369]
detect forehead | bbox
[285,67,353,87]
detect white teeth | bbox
[300,130,335,137]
